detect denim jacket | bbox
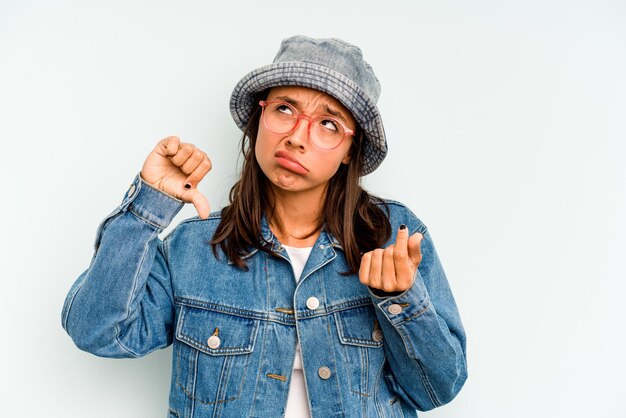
[61,172,467,418]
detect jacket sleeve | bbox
[367,215,468,411]
[61,172,185,358]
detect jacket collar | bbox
[234,213,344,263]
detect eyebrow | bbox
[273,95,348,123]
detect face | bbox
[255,85,357,196]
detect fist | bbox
[141,136,212,220]
[359,225,424,293]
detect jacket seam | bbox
[93,208,122,251]
[160,212,223,245]
[176,213,223,226]
[161,238,176,306]
[127,206,169,230]
[391,304,431,357]
[321,272,347,417]
[114,226,160,357]
[372,359,386,418]
[395,316,441,409]
[416,359,441,408]
[395,326,417,360]
[395,303,431,326]
[174,296,374,321]
[373,198,429,234]
[251,312,270,414]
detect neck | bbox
[268,184,326,247]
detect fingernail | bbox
[399,224,406,230]
[184,183,191,189]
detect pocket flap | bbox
[334,305,383,348]
[175,304,260,355]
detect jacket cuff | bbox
[125,172,185,229]
[367,269,431,326]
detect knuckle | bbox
[381,282,396,292]
[394,251,408,260]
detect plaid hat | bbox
[229,35,387,175]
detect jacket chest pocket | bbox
[174,304,260,405]
[334,305,384,398]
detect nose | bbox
[286,116,311,148]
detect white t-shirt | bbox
[282,244,313,418]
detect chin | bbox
[273,176,303,191]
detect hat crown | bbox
[273,35,381,103]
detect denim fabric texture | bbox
[61,173,468,418]
[230,35,388,176]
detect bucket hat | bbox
[229,35,387,175]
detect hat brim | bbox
[229,61,387,175]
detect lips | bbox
[275,150,309,174]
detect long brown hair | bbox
[210,89,391,274]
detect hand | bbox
[140,136,212,220]
[359,225,424,293]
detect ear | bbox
[341,151,352,165]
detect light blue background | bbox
[2,0,624,416]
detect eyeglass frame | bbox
[258,99,355,150]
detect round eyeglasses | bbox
[259,100,355,150]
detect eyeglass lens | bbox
[263,102,345,149]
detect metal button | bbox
[318,366,332,380]
[387,304,403,315]
[306,297,320,310]
[207,335,221,349]
[372,329,384,342]
[127,184,136,197]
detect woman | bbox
[61,35,467,417]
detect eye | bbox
[274,103,294,115]
[320,118,339,132]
